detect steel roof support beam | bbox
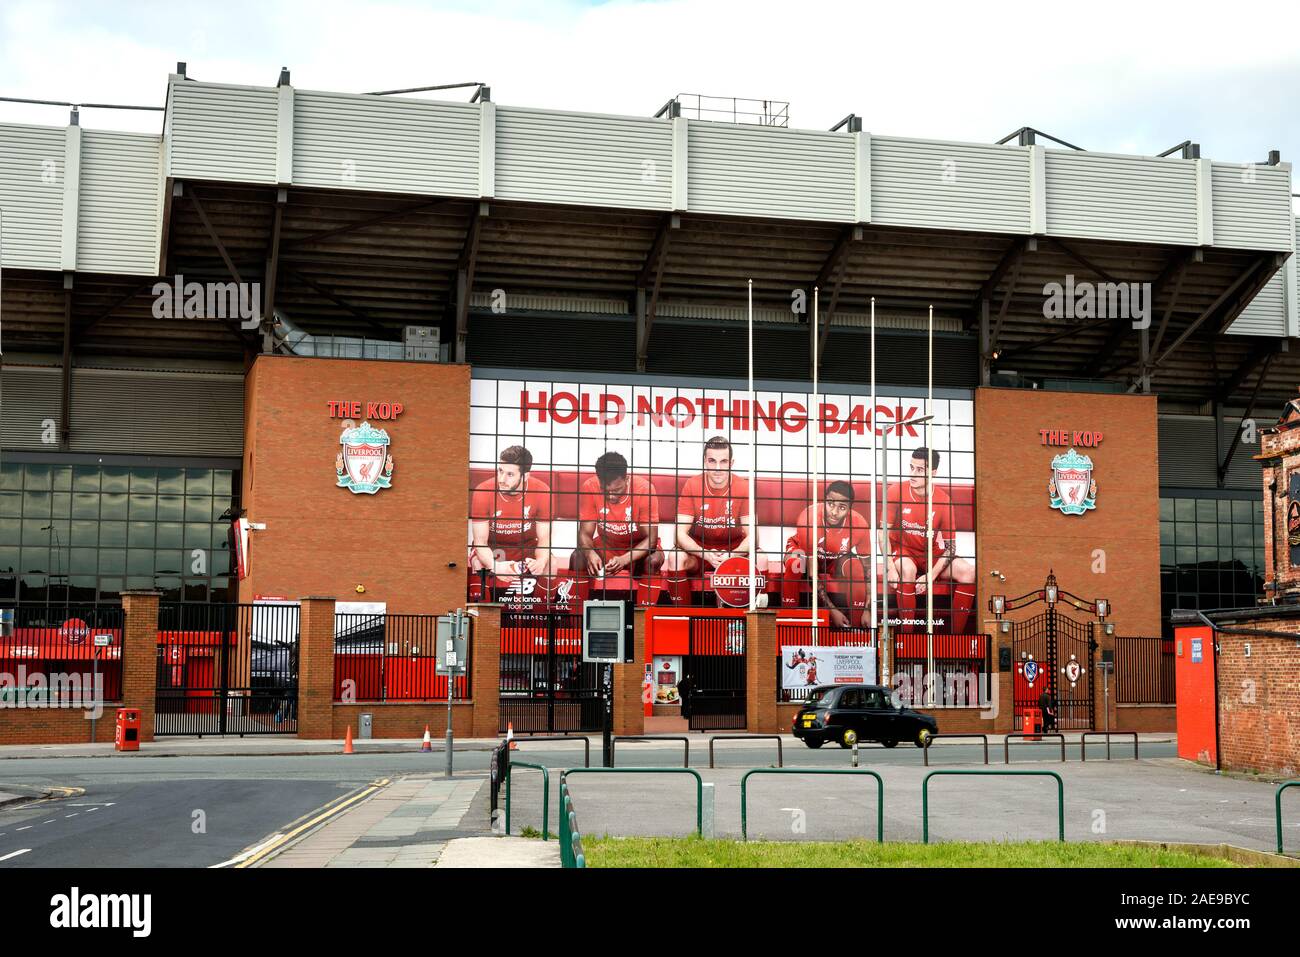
[60,273,73,450]
[262,188,287,352]
[1216,338,1280,405]
[282,197,449,252]
[1080,250,1186,377]
[1217,346,1277,486]
[635,213,679,372]
[997,316,1114,361]
[1150,256,1272,370]
[453,202,489,363]
[283,268,391,337]
[72,279,160,345]
[813,225,861,374]
[186,187,261,345]
[989,249,1025,356]
[967,237,1027,331]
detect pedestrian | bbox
[677,673,693,720]
[1038,689,1058,732]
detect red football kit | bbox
[579,475,660,552]
[678,473,749,551]
[786,505,871,578]
[470,476,552,563]
[886,481,952,564]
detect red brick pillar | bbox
[994,629,1014,733]
[747,611,777,732]
[297,597,336,739]
[469,604,500,738]
[1094,623,1119,731]
[613,609,647,735]
[120,591,160,744]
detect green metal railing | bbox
[558,777,585,868]
[922,769,1065,844]
[740,768,884,842]
[562,767,704,836]
[505,760,549,840]
[1276,780,1300,855]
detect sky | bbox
[0,0,1297,198]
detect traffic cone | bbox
[507,722,517,751]
[421,726,432,753]
[343,725,354,754]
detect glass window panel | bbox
[23,465,53,491]
[1195,499,1216,522]
[70,521,98,547]
[184,523,209,549]
[1159,523,1174,545]
[1253,499,1264,518]
[20,548,48,574]
[129,495,156,522]
[185,497,210,523]
[0,492,20,518]
[22,519,51,544]
[127,550,155,576]
[23,491,51,518]
[69,548,98,575]
[185,470,213,495]
[98,550,126,574]
[1175,546,1197,567]
[125,576,153,592]
[0,463,21,490]
[0,518,16,546]
[128,521,155,549]
[1160,545,1174,567]
[154,550,184,576]
[50,492,71,519]
[209,576,232,603]
[1196,524,1217,546]
[155,577,182,603]
[71,492,99,520]
[1197,546,1218,563]
[157,468,185,494]
[72,466,100,492]
[183,579,209,603]
[157,496,183,522]
[156,523,183,549]
[99,522,127,547]
[130,469,157,493]
[1232,524,1253,546]
[101,467,129,494]
[1232,500,1252,523]
[1216,500,1232,522]
[212,471,233,498]
[67,577,96,603]
[1174,524,1196,546]
[1159,498,1174,522]
[97,579,122,602]
[0,546,18,573]
[100,493,128,521]
[1234,548,1257,571]
[212,499,231,522]
[1174,499,1195,522]
[52,467,72,492]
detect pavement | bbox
[259,773,560,868]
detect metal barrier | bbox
[740,768,883,842]
[512,735,591,767]
[922,734,990,766]
[709,734,783,768]
[922,769,1065,843]
[562,767,704,836]
[1003,733,1066,763]
[611,735,690,768]
[1080,731,1139,761]
[505,761,550,840]
[1277,780,1300,856]
[558,777,586,868]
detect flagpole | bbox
[925,304,935,706]
[811,287,819,644]
[748,279,756,613]
[870,297,882,684]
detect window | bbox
[1159,493,1264,636]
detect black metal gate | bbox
[155,602,299,736]
[499,610,602,734]
[1011,610,1095,731]
[685,616,746,731]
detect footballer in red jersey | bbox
[664,436,753,600]
[880,447,976,633]
[469,445,554,581]
[570,451,664,579]
[784,480,873,629]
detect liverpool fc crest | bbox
[336,421,394,494]
[1047,448,1096,515]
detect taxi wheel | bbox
[838,729,859,749]
[915,728,934,749]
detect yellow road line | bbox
[231,778,391,869]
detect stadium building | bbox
[0,68,1295,742]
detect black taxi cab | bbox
[792,684,938,749]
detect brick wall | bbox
[1216,620,1300,777]
[746,612,778,732]
[613,610,647,736]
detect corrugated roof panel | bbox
[75,130,162,275]
[0,123,65,270]
[166,81,278,184]
[1045,150,1199,246]
[1210,163,1294,252]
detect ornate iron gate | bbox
[685,616,747,731]
[155,602,299,736]
[499,609,602,734]
[1011,609,1096,731]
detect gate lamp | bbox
[1044,582,1058,606]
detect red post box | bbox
[115,708,140,752]
[1023,707,1041,741]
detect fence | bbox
[334,612,471,702]
[1114,637,1175,704]
[776,623,874,703]
[891,633,992,708]
[1,603,124,705]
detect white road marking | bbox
[42,820,55,825]
[211,833,284,869]
[67,802,115,807]
[86,808,100,813]
[64,814,78,818]
[15,826,32,832]
[0,849,31,862]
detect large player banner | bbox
[468,374,976,633]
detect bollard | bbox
[851,742,859,767]
[702,782,715,839]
